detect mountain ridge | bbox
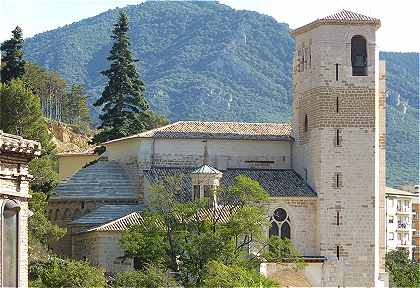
[22,1,419,187]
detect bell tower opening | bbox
[351,35,367,76]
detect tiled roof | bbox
[51,160,139,201]
[292,10,380,36]
[87,206,236,232]
[192,165,222,174]
[0,131,41,156]
[71,204,144,226]
[321,10,379,22]
[103,121,293,144]
[144,167,316,199]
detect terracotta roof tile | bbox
[103,121,293,144]
[87,206,236,232]
[292,10,380,36]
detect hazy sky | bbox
[0,0,418,52]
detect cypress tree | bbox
[93,11,149,143]
[1,26,26,83]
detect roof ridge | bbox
[102,121,183,145]
[176,120,291,125]
[86,211,142,232]
[292,9,380,36]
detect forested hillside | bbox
[22,1,418,186]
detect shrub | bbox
[114,265,176,288]
[30,257,107,288]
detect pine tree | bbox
[93,11,149,143]
[1,26,26,83]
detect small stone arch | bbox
[72,208,81,220]
[54,209,61,221]
[351,35,367,76]
[63,208,72,220]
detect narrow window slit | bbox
[336,211,340,226]
[336,129,341,146]
[335,63,339,81]
[336,97,339,113]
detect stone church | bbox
[48,10,388,287]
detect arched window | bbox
[269,208,291,239]
[351,35,367,76]
[304,114,308,132]
[2,200,20,287]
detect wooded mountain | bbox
[22,1,418,187]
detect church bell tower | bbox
[291,10,385,286]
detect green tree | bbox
[203,260,277,288]
[30,257,107,288]
[0,79,63,259]
[93,11,149,143]
[121,175,302,287]
[115,264,176,288]
[64,84,91,130]
[385,248,420,287]
[1,26,25,83]
[0,79,53,153]
[28,191,66,257]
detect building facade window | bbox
[269,208,291,239]
[193,185,200,201]
[336,211,340,226]
[335,129,342,146]
[335,63,339,81]
[335,173,343,188]
[389,232,394,240]
[336,97,339,113]
[389,216,394,223]
[304,114,308,132]
[2,200,20,287]
[351,35,367,76]
[203,185,212,198]
[336,246,340,259]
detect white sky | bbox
[0,0,418,52]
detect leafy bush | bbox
[385,248,420,287]
[114,265,176,288]
[29,257,107,288]
[203,260,278,288]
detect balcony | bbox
[396,206,411,214]
[396,242,412,247]
[397,222,411,231]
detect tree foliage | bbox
[203,260,277,288]
[22,1,419,185]
[385,248,420,288]
[28,191,66,252]
[29,257,107,288]
[0,79,53,153]
[93,11,149,143]
[1,26,25,83]
[114,264,176,288]
[22,62,92,128]
[120,175,303,287]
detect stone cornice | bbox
[0,131,41,157]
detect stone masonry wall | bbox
[292,22,379,286]
[268,197,318,256]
